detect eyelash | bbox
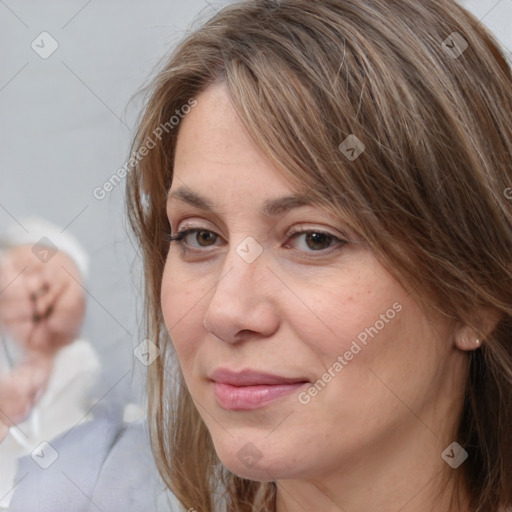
[166,227,347,254]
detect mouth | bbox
[209,368,310,410]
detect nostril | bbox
[233,329,255,343]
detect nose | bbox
[202,245,280,344]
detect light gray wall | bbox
[1,0,510,408]
[0,0,232,407]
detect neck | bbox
[275,426,471,512]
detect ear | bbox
[454,308,502,351]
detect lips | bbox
[209,368,309,386]
[209,368,309,410]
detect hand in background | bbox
[0,421,7,442]
[0,354,53,428]
[0,244,86,356]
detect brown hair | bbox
[126,0,512,510]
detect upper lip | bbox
[209,368,309,386]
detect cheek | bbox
[281,262,401,362]
[160,259,207,364]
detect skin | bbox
[0,245,86,439]
[161,83,476,512]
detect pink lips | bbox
[209,368,309,410]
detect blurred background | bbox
[0,0,511,412]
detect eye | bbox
[167,226,347,254]
[286,229,346,252]
[169,228,221,248]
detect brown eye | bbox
[169,228,221,249]
[196,230,218,246]
[286,229,346,253]
[304,232,334,250]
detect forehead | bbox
[170,84,353,226]
[172,83,299,197]
[174,83,247,164]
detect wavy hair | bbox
[126,0,512,510]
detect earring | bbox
[474,338,481,347]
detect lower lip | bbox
[212,382,308,410]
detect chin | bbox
[224,462,276,482]
[212,434,303,482]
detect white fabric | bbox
[0,340,100,509]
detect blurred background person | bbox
[0,218,99,509]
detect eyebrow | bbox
[167,186,313,217]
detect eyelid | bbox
[167,208,227,237]
[168,204,356,239]
[286,224,348,240]
[171,218,224,237]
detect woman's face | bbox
[161,83,463,483]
